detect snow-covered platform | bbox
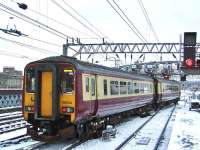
[168,101,200,150]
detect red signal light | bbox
[185,58,194,67]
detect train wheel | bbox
[77,123,85,138]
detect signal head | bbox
[185,58,194,68]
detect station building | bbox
[0,66,23,89]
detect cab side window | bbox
[26,69,35,93]
[62,70,74,93]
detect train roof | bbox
[27,56,180,84]
[155,77,180,85]
[28,55,154,81]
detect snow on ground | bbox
[2,140,39,150]
[122,106,174,150]
[157,108,177,150]
[167,101,200,150]
[1,90,200,150]
[63,116,151,150]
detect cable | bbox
[0,49,36,60]
[28,7,93,37]
[106,0,146,43]
[112,0,147,43]
[0,3,73,40]
[51,0,102,39]
[137,0,159,42]
[62,0,110,40]
[0,36,59,55]
[136,0,162,62]
[0,7,66,40]
[10,0,100,39]
[24,36,62,48]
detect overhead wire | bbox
[137,0,174,62]
[137,0,159,62]
[0,3,74,40]
[112,0,148,43]
[24,36,62,48]
[1,1,68,48]
[27,7,93,38]
[0,36,59,55]
[50,0,103,39]
[137,0,159,42]
[62,0,112,41]
[61,0,112,62]
[0,7,66,40]
[0,49,37,60]
[106,0,147,43]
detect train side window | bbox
[85,77,89,93]
[150,84,153,93]
[140,83,144,93]
[110,81,119,95]
[104,79,107,96]
[62,70,74,93]
[197,94,200,100]
[134,82,139,93]
[128,82,133,94]
[143,83,148,94]
[91,78,95,96]
[120,81,127,94]
[26,69,35,93]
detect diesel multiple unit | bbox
[22,56,180,139]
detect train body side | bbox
[155,78,180,105]
[75,72,154,123]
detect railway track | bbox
[0,121,27,134]
[0,105,176,150]
[0,111,22,118]
[0,111,26,135]
[62,139,88,150]
[0,106,21,113]
[0,134,31,148]
[15,141,46,150]
[0,116,23,125]
[115,105,176,150]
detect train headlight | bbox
[62,107,74,113]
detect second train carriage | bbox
[22,56,180,138]
[154,78,180,107]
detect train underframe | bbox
[26,98,179,141]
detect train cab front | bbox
[23,62,76,140]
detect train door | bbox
[83,74,97,115]
[153,78,158,109]
[35,65,59,120]
[41,72,53,117]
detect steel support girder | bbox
[63,43,187,57]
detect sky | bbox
[0,0,200,72]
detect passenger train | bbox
[22,56,180,140]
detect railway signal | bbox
[183,32,196,68]
[185,58,194,68]
[181,32,200,75]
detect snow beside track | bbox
[168,102,200,150]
